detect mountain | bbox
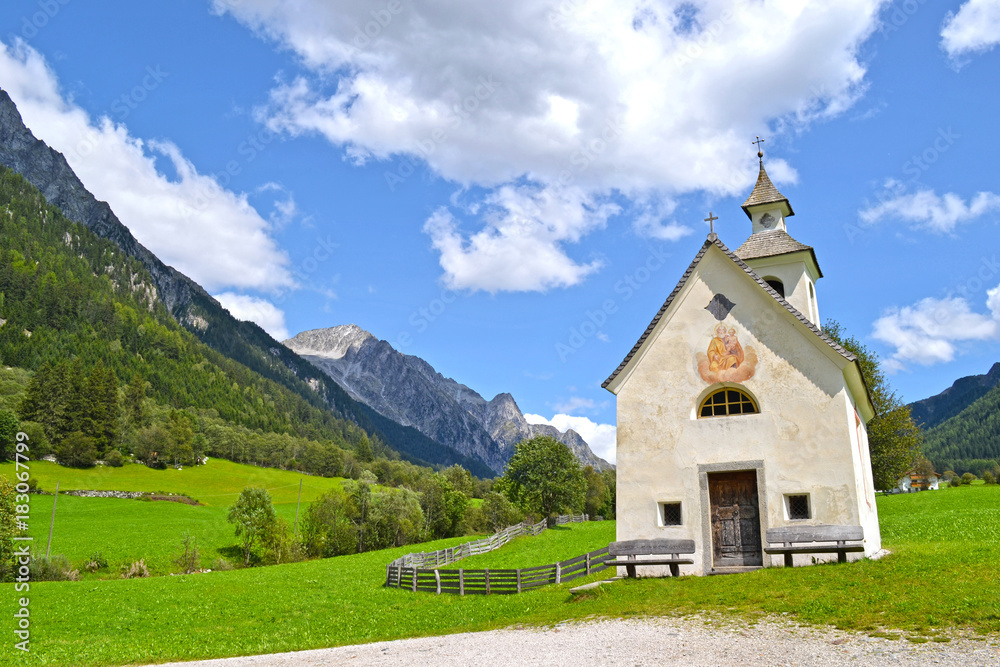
[284,325,614,473]
[908,362,1000,430]
[910,362,1000,474]
[0,88,492,477]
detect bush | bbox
[943,470,957,481]
[172,532,201,574]
[30,554,80,581]
[950,476,962,487]
[480,492,523,533]
[121,559,150,579]
[211,557,233,572]
[962,472,976,485]
[983,471,996,485]
[55,431,98,468]
[0,476,18,580]
[85,551,108,573]
[262,518,305,566]
[104,449,125,467]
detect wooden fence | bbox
[385,545,611,595]
[385,513,601,595]
[386,513,588,570]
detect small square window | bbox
[788,494,810,520]
[661,502,682,526]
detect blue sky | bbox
[2,1,1000,463]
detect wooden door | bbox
[708,471,762,567]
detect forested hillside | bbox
[921,380,1000,476]
[0,91,492,476]
[908,362,1000,431]
[0,168,489,476]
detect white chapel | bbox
[603,152,881,575]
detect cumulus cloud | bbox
[859,187,1000,233]
[552,396,603,414]
[215,0,883,291]
[214,292,290,340]
[424,184,616,292]
[872,291,1000,371]
[524,412,618,464]
[0,39,294,294]
[941,0,1000,58]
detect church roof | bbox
[741,162,794,219]
[734,229,823,277]
[601,235,856,390]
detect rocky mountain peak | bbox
[286,325,613,472]
[284,324,375,359]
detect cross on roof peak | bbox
[753,136,765,163]
[704,211,718,236]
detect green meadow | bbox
[0,459,344,507]
[0,459,345,576]
[0,480,998,666]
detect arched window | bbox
[765,278,785,297]
[699,387,759,418]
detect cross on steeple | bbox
[704,211,718,235]
[753,136,765,164]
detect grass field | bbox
[456,521,615,570]
[1,482,998,666]
[15,495,312,577]
[0,459,345,576]
[0,459,344,507]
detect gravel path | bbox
[150,617,999,666]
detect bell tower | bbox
[735,141,823,327]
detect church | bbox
[603,150,881,575]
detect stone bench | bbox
[606,539,696,578]
[764,525,865,567]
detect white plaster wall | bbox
[746,254,819,327]
[613,245,880,575]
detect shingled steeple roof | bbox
[741,162,794,219]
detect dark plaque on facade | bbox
[705,293,735,321]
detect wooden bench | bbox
[606,539,695,578]
[764,525,865,567]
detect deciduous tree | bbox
[227,487,277,566]
[824,320,923,491]
[496,436,586,519]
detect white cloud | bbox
[941,0,1000,58]
[215,0,882,291]
[524,412,618,463]
[214,292,290,340]
[859,187,1000,233]
[0,39,294,294]
[424,184,616,292]
[872,293,1000,371]
[552,396,600,414]
[631,197,693,241]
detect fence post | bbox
[556,562,561,585]
[397,564,402,587]
[459,569,465,596]
[586,552,591,575]
[412,568,418,592]
[516,569,522,594]
[485,568,490,595]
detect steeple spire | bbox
[741,151,794,220]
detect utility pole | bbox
[46,481,59,559]
[293,479,303,534]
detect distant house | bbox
[897,471,942,492]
